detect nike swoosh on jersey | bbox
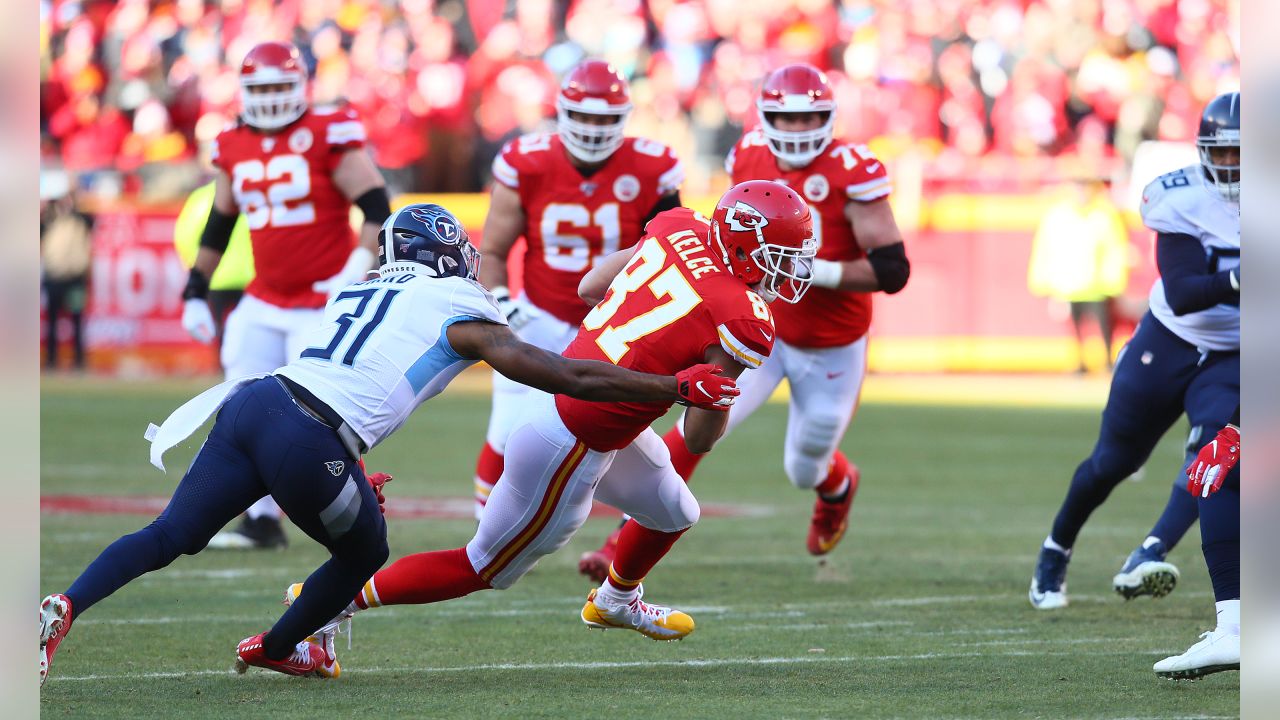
[759,328,773,342]
[826,371,845,379]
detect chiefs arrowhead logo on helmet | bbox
[725,202,769,233]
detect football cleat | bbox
[39,593,74,687]
[282,581,352,672]
[208,515,288,550]
[578,525,622,584]
[1154,626,1240,680]
[1029,545,1070,610]
[581,586,695,641]
[806,464,860,556]
[234,632,328,678]
[1113,539,1179,600]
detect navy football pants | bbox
[1049,313,1239,551]
[66,377,389,660]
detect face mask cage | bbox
[240,74,307,129]
[556,101,630,163]
[1197,131,1240,202]
[759,109,834,166]
[751,234,818,304]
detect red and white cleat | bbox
[39,594,74,687]
[806,463,860,556]
[234,632,329,678]
[578,525,622,583]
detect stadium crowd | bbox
[40,0,1239,198]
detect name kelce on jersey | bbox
[668,226,720,280]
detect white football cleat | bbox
[581,585,695,641]
[1154,626,1240,680]
[1029,545,1070,610]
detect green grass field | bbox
[39,375,1239,719]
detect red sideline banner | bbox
[42,208,221,375]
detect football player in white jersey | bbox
[1029,92,1240,665]
[37,204,739,685]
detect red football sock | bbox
[816,451,851,498]
[661,425,706,483]
[355,547,489,609]
[473,442,504,510]
[604,522,688,593]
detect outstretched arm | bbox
[446,320,739,408]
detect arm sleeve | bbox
[1156,232,1238,315]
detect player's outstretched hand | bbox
[1186,424,1239,498]
[366,472,392,514]
[181,299,217,344]
[675,364,740,411]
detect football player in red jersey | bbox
[471,59,686,519]
[181,41,393,550]
[281,181,815,647]
[579,63,911,579]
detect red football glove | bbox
[366,472,393,514]
[675,364,740,411]
[1186,425,1239,498]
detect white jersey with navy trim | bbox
[1140,165,1240,351]
[276,272,506,450]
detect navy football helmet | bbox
[1197,91,1239,202]
[378,203,481,280]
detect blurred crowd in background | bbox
[40,0,1239,201]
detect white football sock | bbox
[1215,599,1240,635]
[1043,536,1070,555]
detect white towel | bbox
[145,374,269,473]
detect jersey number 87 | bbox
[582,237,700,363]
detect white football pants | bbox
[484,294,579,452]
[468,391,699,589]
[680,336,868,490]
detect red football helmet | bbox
[711,181,818,304]
[556,60,632,163]
[239,41,308,130]
[757,63,837,167]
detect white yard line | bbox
[48,648,1180,684]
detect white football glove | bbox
[313,247,376,304]
[490,285,537,332]
[181,299,217,344]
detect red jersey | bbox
[491,133,684,326]
[556,208,775,452]
[211,107,367,309]
[727,129,891,347]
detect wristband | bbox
[809,259,842,289]
[182,268,210,301]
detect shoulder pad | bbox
[1140,166,1201,235]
